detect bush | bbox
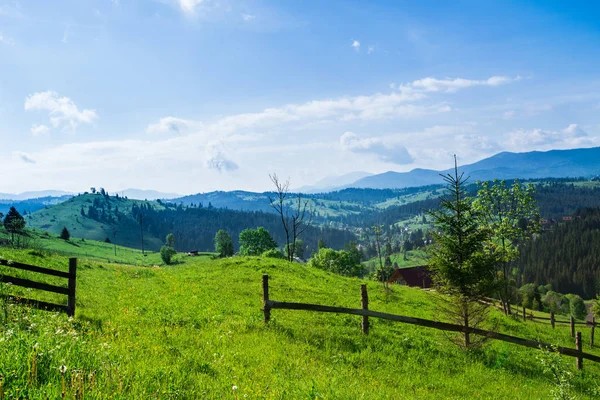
[160,246,177,265]
[308,247,363,277]
[567,294,587,320]
[262,248,285,259]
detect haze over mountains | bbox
[339,147,600,190]
[3,147,600,206]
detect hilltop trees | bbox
[239,227,277,256]
[428,159,499,348]
[4,206,25,245]
[268,174,312,262]
[214,230,234,257]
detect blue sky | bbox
[1,0,599,194]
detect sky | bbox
[1,0,600,195]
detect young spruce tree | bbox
[428,157,499,348]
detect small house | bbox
[387,265,432,289]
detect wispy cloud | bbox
[146,117,201,134]
[340,131,414,164]
[25,91,98,132]
[205,142,239,172]
[367,45,375,54]
[31,124,50,136]
[505,123,595,151]
[14,152,36,164]
[242,13,255,21]
[403,76,520,93]
[0,33,15,46]
[61,25,70,43]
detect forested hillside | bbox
[130,201,356,253]
[519,207,600,298]
[27,193,355,253]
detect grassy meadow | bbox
[1,246,600,399]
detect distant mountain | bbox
[350,147,600,189]
[297,171,373,193]
[0,190,73,200]
[116,189,181,200]
[0,195,73,215]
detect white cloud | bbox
[146,117,200,134]
[30,124,50,136]
[24,91,98,132]
[111,0,120,6]
[205,142,239,172]
[503,110,515,119]
[351,40,360,51]
[0,33,15,46]
[404,76,519,93]
[340,131,414,164]
[242,13,255,21]
[177,0,205,15]
[505,124,594,151]
[367,45,375,54]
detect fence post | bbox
[522,306,526,321]
[550,312,555,329]
[591,318,595,348]
[361,284,369,335]
[67,258,77,317]
[262,274,270,323]
[576,331,583,370]
[570,316,575,338]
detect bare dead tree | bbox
[268,174,313,262]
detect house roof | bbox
[388,265,432,288]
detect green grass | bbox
[1,249,600,398]
[0,229,214,266]
[363,249,429,275]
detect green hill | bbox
[27,193,165,250]
[1,248,600,398]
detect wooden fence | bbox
[0,258,77,316]
[262,274,600,370]
[483,297,597,346]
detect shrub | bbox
[262,248,285,259]
[308,247,363,277]
[160,246,177,265]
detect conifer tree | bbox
[428,157,499,348]
[60,227,71,240]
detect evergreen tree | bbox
[318,238,326,249]
[160,245,177,265]
[60,227,71,240]
[166,233,175,248]
[4,206,25,245]
[428,158,499,348]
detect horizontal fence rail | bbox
[0,258,77,316]
[262,274,599,370]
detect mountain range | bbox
[348,147,600,189]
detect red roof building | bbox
[387,266,432,289]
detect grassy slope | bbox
[26,194,164,251]
[0,229,175,266]
[1,249,600,399]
